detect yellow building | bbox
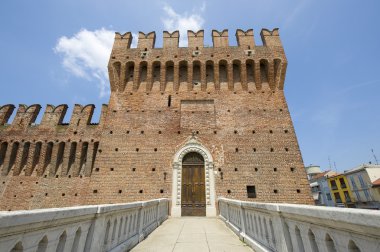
[327,174,355,208]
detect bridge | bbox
[1,198,380,252]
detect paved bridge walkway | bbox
[131,217,253,252]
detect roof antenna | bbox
[328,156,332,170]
[334,162,337,172]
[371,149,379,165]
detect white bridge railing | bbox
[218,197,380,252]
[0,198,169,252]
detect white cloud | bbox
[162,3,205,46]
[54,28,114,97]
[54,3,204,97]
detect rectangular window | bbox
[358,175,366,188]
[344,191,351,202]
[350,176,357,189]
[334,192,342,203]
[246,185,256,198]
[330,180,337,190]
[354,191,361,201]
[326,193,332,201]
[339,178,347,189]
[363,189,372,201]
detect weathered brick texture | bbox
[0,28,313,211]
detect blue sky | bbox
[0,0,379,172]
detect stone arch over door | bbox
[172,135,216,217]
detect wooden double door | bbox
[181,153,206,216]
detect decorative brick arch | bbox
[171,135,216,217]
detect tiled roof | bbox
[372,178,380,187]
[312,171,329,180]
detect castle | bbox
[0,28,313,216]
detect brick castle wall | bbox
[0,28,313,210]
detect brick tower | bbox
[0,28,313,216]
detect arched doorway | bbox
[181,152,206,216]
[171,135,216,217]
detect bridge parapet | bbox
[0,198,169,252]
[218,197,380,252]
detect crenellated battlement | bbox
[0,104,108,129]
[108,28,287,94]
[112,28,282,50]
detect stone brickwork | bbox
[0,28,313,211]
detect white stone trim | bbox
[171,136,216,217]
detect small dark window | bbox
[297,189,301,193]
[45,193,48,196]
[73,131,77,135]
[160,189,164,193]
[62,193,65,196]
[290,167,295,172]
[95,168,100,172]
[285,148,289,152]
[152,168,156,171]
[118,190,122,194]
[218,168,222,172]
[255,167,258,172]
[158,131,162,134]
[132,168,136,172]
[274,189,278,194]
[110,131,113,134]
[139,190,143,193]
[154,148,157,152]
[168,95,172,107]
[269,130,273,134]
[75,193,78,196]
[115,148,118,152]
[252,130,256,134]
[273,168,277,172]
[136,148,139,152]
[235,148,239,152]
[110,168,114,171]
[253,148,256,152]
[56,175,59,178]
[284,130,288,133]
[214,130,217,134]
[141,130,144,134]
[227,190,231,194]
[93,190,98,193]
[270,148,274,152]
[177,131,181,134]
[234,168,238,172]
[126,130,130,134]
[68,175,71,178]
[247,186,256,198]
[234,130,238,134]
